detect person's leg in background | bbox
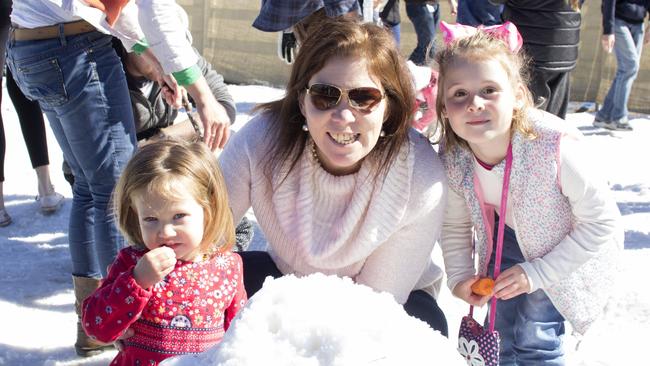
[0,107,8,227]
[528,69,570,119]
[387,22,401,45]
[0,0,12,226]
[44,33,135,279]
[456,0,479,26]
[595,19,644,130]
[546,71,570,120]
[379,0,401,45]
[7,30,136,356]
[405,1,439,66]
[608,19,644,125]
[5,68,64,212]
[457,0,503,26]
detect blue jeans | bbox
[405,2,439,65]
[385,23,401,46]
[487,216,565,365]
[7,30,136,278]
[457,0,503,27]
[596,18,645,124]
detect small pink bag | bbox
[457,144,513,366]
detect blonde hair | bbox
[113,139,235,255]
[434,31,537,151]
[569,0,581,12]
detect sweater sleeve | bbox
[440,187,478,293]
[518,137,623,292]
[602,0,616,35]
[224,253,247,331]
[355,137,447,304]
[82,250,153,343]
[134,0,198,78]
[196,51,237,124]
[219,115,267,223]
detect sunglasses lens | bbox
[348,88,384,111]
[308,84,341,110]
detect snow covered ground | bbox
[161,274,464,366]
[0,83,648,365]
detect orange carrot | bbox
[471,277,495,296]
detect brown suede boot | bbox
[72,275,114,357]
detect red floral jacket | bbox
[82,247,246,366]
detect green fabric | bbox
[172,65,201,86]
[132,39,149,55]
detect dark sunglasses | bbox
[305,83,385,113]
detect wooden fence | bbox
[179,0,650,113]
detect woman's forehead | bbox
[310,56,382,87]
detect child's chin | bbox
[178,252,203,262]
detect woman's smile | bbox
[328,132,361,145]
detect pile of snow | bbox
[161,274,463,366]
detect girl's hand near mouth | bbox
[133,246,177,289]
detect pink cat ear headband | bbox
[439,21,523,53]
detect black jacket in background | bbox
[602,0,650,35]
[500,0,581,72]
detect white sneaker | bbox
[593,117,634,131]
[0,209,11,227]
[37,192,64,213]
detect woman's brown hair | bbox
[258,17,416,182]
[113,139,235,255]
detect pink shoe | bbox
[37,192,64,213]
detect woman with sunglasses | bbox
[219,17,448,335]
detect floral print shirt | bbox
[82,247,246,366]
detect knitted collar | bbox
[270,136,415,269]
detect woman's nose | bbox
[332,100,357,123]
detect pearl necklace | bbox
[310,140,322,168]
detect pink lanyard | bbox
[470,143,513,332]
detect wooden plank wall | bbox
[179,1,650,113]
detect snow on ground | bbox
[0,82,649,365]
[161,274,463,366]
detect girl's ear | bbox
[514,82,526,110]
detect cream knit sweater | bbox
[220,114,448,304]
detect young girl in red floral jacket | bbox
[82,139,247,365]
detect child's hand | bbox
[133,247,177,289]
[115,328,135,352]
[494,265,530,300]
[452,276,492,307]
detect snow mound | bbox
[161,273,463,366]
